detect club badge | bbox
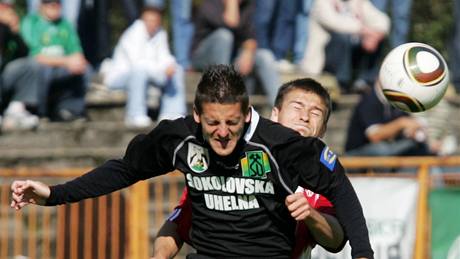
[320,146,337,171]
[241,151,271,179]
[187,142,209,173]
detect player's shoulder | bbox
[252,116,301,144]
[149,115,198,139]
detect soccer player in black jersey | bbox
[153,78,347,259]
[11,65,373,259]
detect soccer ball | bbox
[378,42,449,113]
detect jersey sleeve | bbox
[167,187,192,245]
[276,137,373,259]
[314,195,335,216]
[46,119,180,206]
[123,119,179,178]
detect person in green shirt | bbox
[1,0,87,130]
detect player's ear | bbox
[318,124,327,138]
[245,108,251,123]
[270,107,279,122]
[193,106,201,123]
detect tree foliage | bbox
[410,0,454,58]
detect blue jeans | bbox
[254,0,296,60]
[252,49,280,105]
[192,29,280,105]
[271,0,297,60]
[1,57,86,119]
[254,0,277,50]
[192,28,234,69]
[451,0,460,93]
[1,57,41,106]
[293,0,312,64]
[107,65,186,120]
[145,0,194,68]
[371,0,412,47]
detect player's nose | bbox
[216,124,230,137]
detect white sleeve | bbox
[312,0,362,35]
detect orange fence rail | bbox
[1,156,460,259]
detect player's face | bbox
[142,10,162,36]
[194,102,250,157]
[40,3,61,22]
[271,89,327,137]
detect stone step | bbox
[85,71,342,121]
[0,146,125,167]
[0,120,149,149]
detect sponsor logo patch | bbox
[187,143,209,173]
[320,146,337,171]
[240,151,271,179]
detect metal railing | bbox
[1,156,460,259]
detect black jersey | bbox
[46,109,373,259]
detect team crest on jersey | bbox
[187,143,209,173]
[320,146,337,171]
[240,151,271,179]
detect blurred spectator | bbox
[293,0,313,65]
[99,6,186,128]
[451,0,460,94]
[344,83,431,156]
[254,0,297,73]
[145,0,194,69]
[0,1,28,71]
[0,1,32,128]
[413,99,458,156]
[78,0,140,68]
[191,0,281,104]
[2,0,88,130]
[370,0,412,48]
[27,0,81,28]
[299,0,390,93]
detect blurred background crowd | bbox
[0,0,459,157]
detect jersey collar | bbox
[243,106,259,142]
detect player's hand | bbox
[165,64,176,78]
[236,50,254,76]
[399,117,425,140]
[10,180,50,210]
[285,192,312,221]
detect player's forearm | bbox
[330,176,373,258]
[46,159,138,206]
[153,221,184,259]
[304,211,345,252]
[152,236,181,259]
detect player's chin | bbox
[210,140,236,156]
[294,127,311,137]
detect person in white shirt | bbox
[299,0,390,93]
[101,6,186,127]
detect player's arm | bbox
[366,116,423,143]
[152,187,191,258]
[306,212,344,252]
[285,192,345,252]
[277,138,373,258]
[152,221,183,259]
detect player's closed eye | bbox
[226,120,239,126]
[311,111,322,117]
[205,120,219,126]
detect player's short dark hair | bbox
[141,5,164,15]
[274,78,332,124]
[194,64,249,115]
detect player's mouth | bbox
[215,138,230,148]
